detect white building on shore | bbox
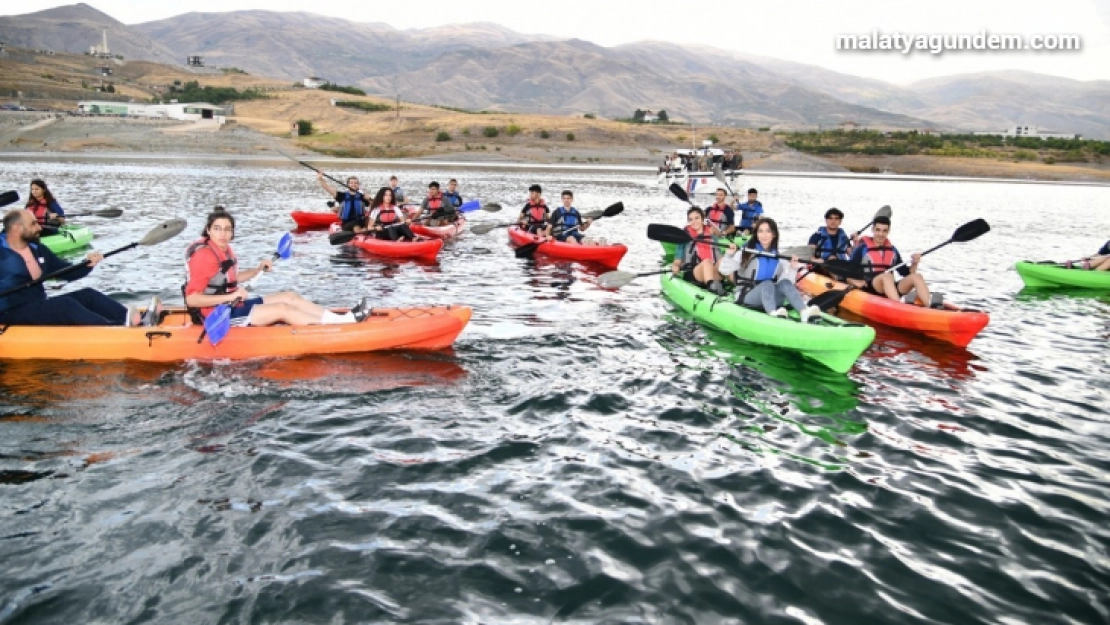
[76,101,227,124]
[975,125,1080,140]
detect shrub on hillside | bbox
[483,126,499,138]
[436,131,451,142]
[296,120,314,136]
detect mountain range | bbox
[3,3,1108,138]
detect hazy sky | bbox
[10,0,1110,84]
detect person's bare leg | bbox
[898,273,931,306]
[248,302,323,326]
[261,292,329,317]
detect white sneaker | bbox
[124,304,139,327]
[800,305,822,324]
[770,307,789,318]
[141,296,162,327]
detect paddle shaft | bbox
[882,238,951,275]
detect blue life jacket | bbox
[552,207,581,231]
[442,190,463,208]
[812,227,850,260]
[338,191,366,223]
[753,242,778,282]
[737,201,763,229]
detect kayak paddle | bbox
[245,232,294,288]
[0,219,187,299]
[712,164,739,198]
[56,209,124,219]
[854,205,892,237]
[201,297,239,347]
[881,218,991,275]
[514,203,624,259]
[0,190,22,208]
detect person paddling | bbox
[25,179,66,237]
[442,179,464,211]
[369,187,421,242]
[848,215,935,306]
[518,184,551,236]
[1066,240,1110,271]
[670,207,725,295]
[0,209,142,326]
[185,209,370,326]
[417,181,457,227]
[719,217,821,323]
[549,190,597,246]
[736,188,764,236]
[706,189,737,239]
[808,207,851,277]
[317,172,369,233]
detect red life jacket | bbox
[706,203,729,231]
[185,238,238,295]
[684,225,718,264]
[425,195,443,212]
[27,197,51,225]
[858,236,896,272]
[523,199,548,226]
[378,205,400,225]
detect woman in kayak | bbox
[719,217,821,323]
[1066,240,1110,271]
[185,209,370,326]
[25,179,66,236]
[670,207,725,295]
[369,187,421,242]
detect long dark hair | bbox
[201,208,235,241]
[371,187,394,209]
[742,217,779,266]
[26,179,56,207]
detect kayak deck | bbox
[507,226,627,268]
[41,225,94,254]
[1015,261,1110,290]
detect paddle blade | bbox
[515,242,542,259]
[138,219,188,246]
[276,232,294,259]
[0,190,18,208]
[952,218,990,243]
[204,304,233,346]
[668,183,691,204]
[458,200,481,212]
[808,289,850,311]
[822,258,866,281]
[329,230,358,246]
[598,270,637,289]
[471,222,508,235]
[782,245,815,261]
[482,202,502,213]
[602,202,624,218]
[875,205,892,221]
[93,209,123,218]
[646,223,692,245]
[582,209,605,220]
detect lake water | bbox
[1,158,1108,624]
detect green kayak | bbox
[660,235,748,259]
[1015,261,1110,290]
[660,274,875,373]
[41,225,94,255]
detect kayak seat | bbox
[181,283,205,325]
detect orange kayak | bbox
[0,306,470,362]
[797,272,988,347]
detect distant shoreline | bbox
[3,151,1108,188]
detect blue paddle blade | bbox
[204,304,233,346]
[458,200,481,213]
[276,232,294,260]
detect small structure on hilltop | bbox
[89,30,111,58]
[77,101,228,124]
[974,125,1080,140]
[838,120,860,131]
[303,77,327,89]
[99,67,113,76]
[187,56,204,67]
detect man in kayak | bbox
[1066,240,1110,271]
[719,218,821,323]
[185,209,371,326]
[389,175,406,206]
[0,209,143,326]
[807,208,852,272]
[847,216,934,307]
[736,188,764,236]
[518,184,551,235]
[416,181,457,227]
[443,179,464,211]
[25,179,66,237]
[706,189,737,239]
[317,172,369,233]
[548,190,597,246]
[670,207,725,295]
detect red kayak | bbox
[507,226,627,269]
[350,235,442,261]
[797,272,989,347]
[411,215,466,239]
[291,211,339,229]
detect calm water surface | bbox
[1,159,1108,624]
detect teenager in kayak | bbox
[847,215,934,306]
[808,208,851,263]
[706,189,737,239]
[443,179,464,210]
[185,209,370,326]
[25,179,66,237]
[1066,240,1110,271]
[548,190,598,245]
[416,181,457,227]
[317,172,368,233]
[719,217,821,323]
[736,188,764,236]
[671,207,725,295]
[0,209,144,326]
[389,175,406,206]
[369,188,421,242]
[518,184,551,235]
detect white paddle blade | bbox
[598,270,637,289]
